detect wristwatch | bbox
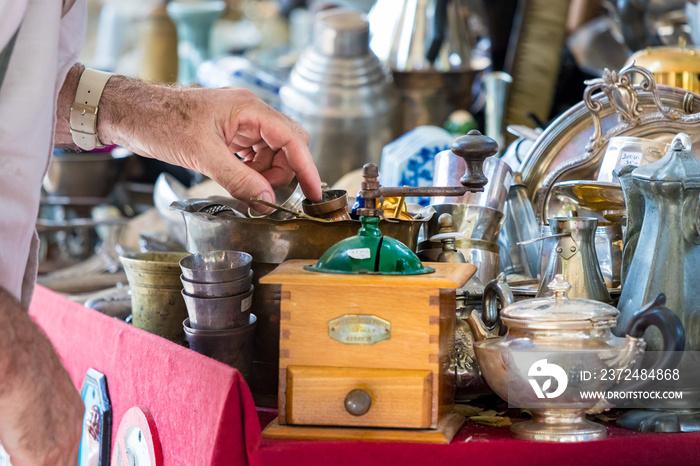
[70,68,114,151]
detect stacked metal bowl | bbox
[180,250,256,382]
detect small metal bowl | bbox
[182,285,253,330]
[180,250,252,283]
[180,270,253,298]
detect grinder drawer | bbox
[284,366,433,428]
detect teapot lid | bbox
[500,275,618,330]
[633,133,700,187]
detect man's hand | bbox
[0,289,84,466]
[56,65,323,210]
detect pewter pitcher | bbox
[614,133,700,432]
[616,133,700,350]
[536,217,611,303]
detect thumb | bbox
[206,153,276,214]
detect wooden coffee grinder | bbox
[261,131,495,443]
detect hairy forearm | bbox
[95,72,211,174]
[54,64,184,152]
[0,288,80,460]
[54,63,322,203]
[54,64,84,149]
[54,64,209,171]
[0,288,56,392]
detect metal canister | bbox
[280,8,397,185]
[369,0,489,134]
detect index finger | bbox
[258,111,322,202]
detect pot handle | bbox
[625,294,685,373]
[481,273,514,329]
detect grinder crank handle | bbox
[362,131,496,212]
[451,129,498,190]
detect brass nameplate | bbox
[328,315,391,345]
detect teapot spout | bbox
[466,309,493,342]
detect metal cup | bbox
[120,252,190,343]
[417,238,500,284]
[180,270,253,298]
[179,250,252,283]
[483,71,513,156]
[182,286,254,330]
[424,204,505,243]
[184,315,257,384]
[432,152,513,212]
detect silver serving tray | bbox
[522,64,700,223]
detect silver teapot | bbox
[467,275,684,442]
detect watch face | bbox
[79,369,111,466]
[113,407,162,466]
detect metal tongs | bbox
[249,198,329,223]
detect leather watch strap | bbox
[70,69,114,151]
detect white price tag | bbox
[619,150,642,167]
[347,248,371,260]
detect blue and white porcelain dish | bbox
[378,126,453,206]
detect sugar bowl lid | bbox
[500,275,618,330]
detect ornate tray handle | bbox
[583,63,681,154]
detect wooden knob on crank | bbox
[451,129,498,190]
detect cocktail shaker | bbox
[280,9,397,185]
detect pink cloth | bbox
[29,285,263,466]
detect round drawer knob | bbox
[344,389,372,416]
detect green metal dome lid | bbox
[304,216,434,275]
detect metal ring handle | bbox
[481,273,514,329]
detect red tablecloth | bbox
[255,408,700,466]
[29,286,262,466]
[29,286,700,466]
